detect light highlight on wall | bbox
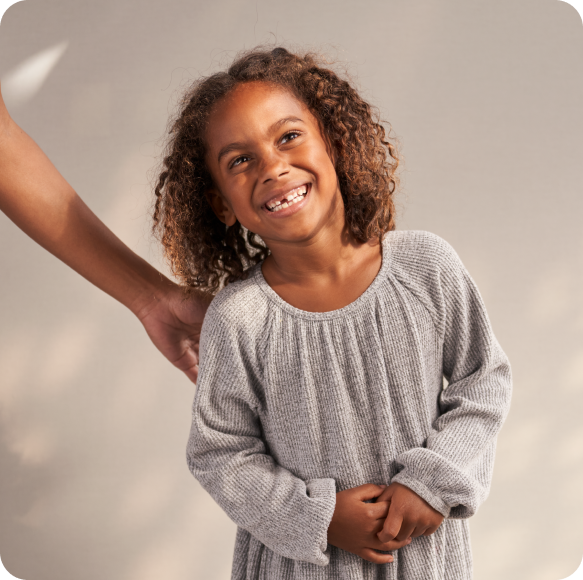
[1,41,69,108]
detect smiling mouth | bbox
[265,185,309,212]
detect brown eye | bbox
[231,155,250,168]
[281,131,301,144]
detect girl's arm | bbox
[189,304,413,565]
[379,232,512,534]
[187,306,337,566]
[0,83,211,382]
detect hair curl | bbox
[153,46,400,295]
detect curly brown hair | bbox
[153,46,400,295]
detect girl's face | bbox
[204,81,344,248]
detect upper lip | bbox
[261,182,310,209]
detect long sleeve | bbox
[391,233,512,519]
[186,304,337,566]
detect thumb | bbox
[351,483,388,502]
[375,483,396,504]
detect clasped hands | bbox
[327,482,444,564]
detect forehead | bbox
[205,82,314,153]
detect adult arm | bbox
[0,83,210,382]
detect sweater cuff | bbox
[304,478,337,566]
[390,472,451,518]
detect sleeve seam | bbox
[389,270,444,339]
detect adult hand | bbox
[327,483,412,564]
[136,283,213,383]
[1,82,213,384]
[375,482,444,544]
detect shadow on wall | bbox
[0,296,236,580]
[472,255,583,580]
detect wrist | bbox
[128,272,177,320]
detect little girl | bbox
[153,47,512,580]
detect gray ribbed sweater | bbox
[187,230,512,580]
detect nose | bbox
[259,149,290,183]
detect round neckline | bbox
[251,234,393,320]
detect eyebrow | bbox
[217,116,305,163]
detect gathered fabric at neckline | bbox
[251,234,393,321]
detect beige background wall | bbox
[1,0,582,579]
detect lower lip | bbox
[263,184,311,218]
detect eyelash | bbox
[281,130,301,143]
[229,131,302,169]
[231,155,250,168]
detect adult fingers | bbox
[359,548,395,565]
[184,362,199,383]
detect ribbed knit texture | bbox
[187,230,512,580]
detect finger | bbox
[365,500,390,521]
[423,524,441,536]
[377,504,403,543]
[411,524,429,538]
[395,517,415,542]
[185,363,199,383]
[359,548,395,565]
[375,485,394,504]
[171,347,199,373]
[375,536,412,552]
[352,483,388,502]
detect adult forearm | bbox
[0,93,169,316]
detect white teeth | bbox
[266,185,308,211]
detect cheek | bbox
[303,142,336,177]
[317,152,339,185]
[230,195,262,227]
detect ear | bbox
[205,188,237,227]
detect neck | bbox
[261,201,380,289]
[259,217,382,313]
[265,230,361,282]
